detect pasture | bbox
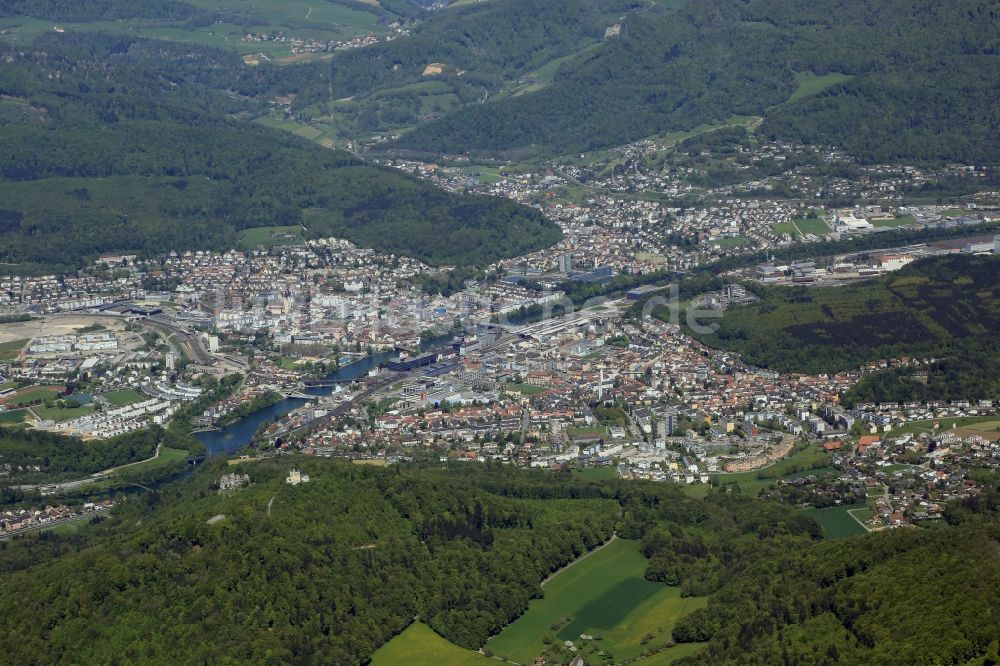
[888,415,1000,438]
[485,538,706,665]
[787,72,853,103]
[370,622,492,666]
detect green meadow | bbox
[370,622,493,666]
[486,538,706,664]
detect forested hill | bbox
[0,33,560,272]
[690,254,1000,376]
[392,0,1000,164]
[3,459,1000,664]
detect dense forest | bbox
[392,0,1000,164]
[843,355,1000,407]
[639,490,1000,665]
[0,425,196,484]
[1,461,1000,663]
[0,460,618,662]
[0,31,560,272]
[689,254,1000,376]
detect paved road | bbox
[15,444,162,493]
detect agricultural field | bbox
[803,503,869,539]
[0,1,386,57]
[888,415,1000,438]
[100,389,147,407]
[485,538,706,665]
[0,338,28,361]
[370,622,492,666]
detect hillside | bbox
[392,0,1000,163]
[688,254,1000,375]
[0,33,560,271]
[0,460,619,662]
[2,460,1000,664]
[239,0,640,141]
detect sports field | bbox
[486,538,706,664]
[370,622,492,666]
[237,225,305,250]
[803,503,868,539]
[0,409,28,425]
[4,386,62,407]
[32,405,95,423]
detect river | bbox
[195,334,455,456]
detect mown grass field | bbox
[100,389,147,407]
[486,538,706,665]
[803,503,868,539]
[772,218,830,237]
[796,218,832,235]
[32,405,95,422]
[507,383,549,395]
[370,622,492,666]
[0,409,28,425]
[112,447,190,475]
[0,0,385,57]
[4,386,62,407]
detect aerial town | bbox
[1,140,998,537]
